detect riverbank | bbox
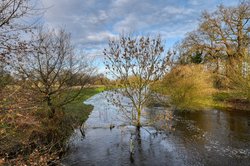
[63,87,106,126]
[213,91,250,111]
[0,87,105,165]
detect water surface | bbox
[62,92,250,166]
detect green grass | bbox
[63,87,105,126]
[213,91,232,102]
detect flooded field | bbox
[62,92,250,166]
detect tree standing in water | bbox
[104,35,168,129]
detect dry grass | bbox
[0,86,104,165]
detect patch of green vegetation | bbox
[212,91,250,111]
[63,87,105,126]
[211,91,230,109]
[213,91,232,102]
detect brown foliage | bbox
[14,28,92,117]
[0,0,38,63]
[0,104,73,165]
[104,35,169,127]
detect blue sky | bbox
[40,0,239,74]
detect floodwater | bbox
[62,92,250,166]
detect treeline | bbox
[155,1,250,111]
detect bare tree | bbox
[177,1,250,88]
[0,0,42,112]
[181,1,249,63]
[104,35,168,128]
[15,28,92,117]
[0,0,38,62]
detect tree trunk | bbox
[46,95,55,118]
[136,108,141,129]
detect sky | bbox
[40,0,239,74]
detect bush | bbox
[159,64,215,111]
[0,87,104,165]
[228,62,250,101]
[0,108,73,165]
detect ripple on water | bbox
[62,92,250,166]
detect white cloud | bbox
[112,0,131,7]
[87,31,116,42]
[113,14,148,33]
[40,0,239,64]
[187,0,201,6]
[162,6,194,15]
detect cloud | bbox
[113,14,148,33]
[162,6,194,15]
[87,31,116,42]
[187,0,201,6]
[112,0,131,8]
[40,0,239,73]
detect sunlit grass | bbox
[63,87,106,125]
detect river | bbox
[62,91,250,166]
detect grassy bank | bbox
[213,91,250,111]
[0,86,105,165]
[63,87,105,126]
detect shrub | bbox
[160,64,215,111]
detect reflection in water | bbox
[62,92,250,166]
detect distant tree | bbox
[104,35,168,128]
[90,74,110,85]
[16,28,92,117]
